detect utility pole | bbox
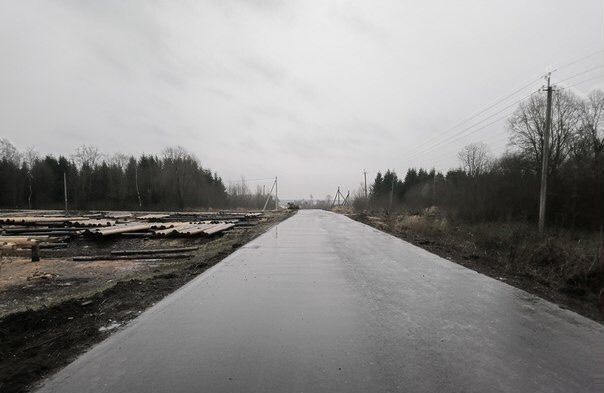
[337,186,340,206]
[389,178,394,212]
[432,172,436,205]
[364,169,370,210]
[63,172,68,214]
[539,73,553,235]
[274,176,278,210]
[262,177,276,211]
[134,162,142,209]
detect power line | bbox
[400,51,604,174]
[563,73,604,89]
[412,108,518,164]
[428,131,512,169]
[556,64,604,84]
[405,51,604,160]
[407,62,603,163]
[552,49,604,72]
[401,75,544,156]
[406,89,538,161]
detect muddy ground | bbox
[349,212,603,324]
[0,211,292,393]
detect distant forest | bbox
[363,89,604,230]
[0,143,272,210]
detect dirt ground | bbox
[348,212,603,324]
[0,237,207,318]
[0,211,292,393]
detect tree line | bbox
[0,143,272,210]
[364,88,604,230]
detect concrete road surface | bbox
[36,210,604,393]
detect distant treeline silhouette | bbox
[0,143,271,210]
[362,89,604,230]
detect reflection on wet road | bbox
[37,210,604,393]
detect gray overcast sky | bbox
[1,0,603,199]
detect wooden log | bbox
[3,227,82,233]
[103,212,133,219]
[153,223,195,236]
[68,219,116,227]
[120,233,153,238]
[0,242,16,251]
[0,236,48,246]
[31,241,40,262]
[138,214,170,220]
[179,224,214,235]
[73,253,193,261]
[87,223,151,236]
[13,231,80,236]
[111,246,199,256]
[204,223,235,235]
[0,216,86,224]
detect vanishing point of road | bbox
[36,210,603,393]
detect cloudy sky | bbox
[1,1,603,199]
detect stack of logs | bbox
[0,211,263,261]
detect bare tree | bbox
[457,142,490,177]
[23,147,39,209]
[578,89,604,161]
[507,89,581,175]
[0,138,21,165]
[161,146,191,161]
[110,153,130,170]
[73,145,102,168]
[577,89,604,227]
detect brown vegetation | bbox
[350,209,603,322]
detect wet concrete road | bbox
[37,210,603,393]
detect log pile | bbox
[0,210,263,260]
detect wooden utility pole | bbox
[539,74,553,235]
[135,162,142,209]
[63,172,68,214]
[364,169,370,210]
[432,172,436,205]
[274,176,278,210]
[363,170,368,198]
[389,178,394,211]
[262,177,276,211]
